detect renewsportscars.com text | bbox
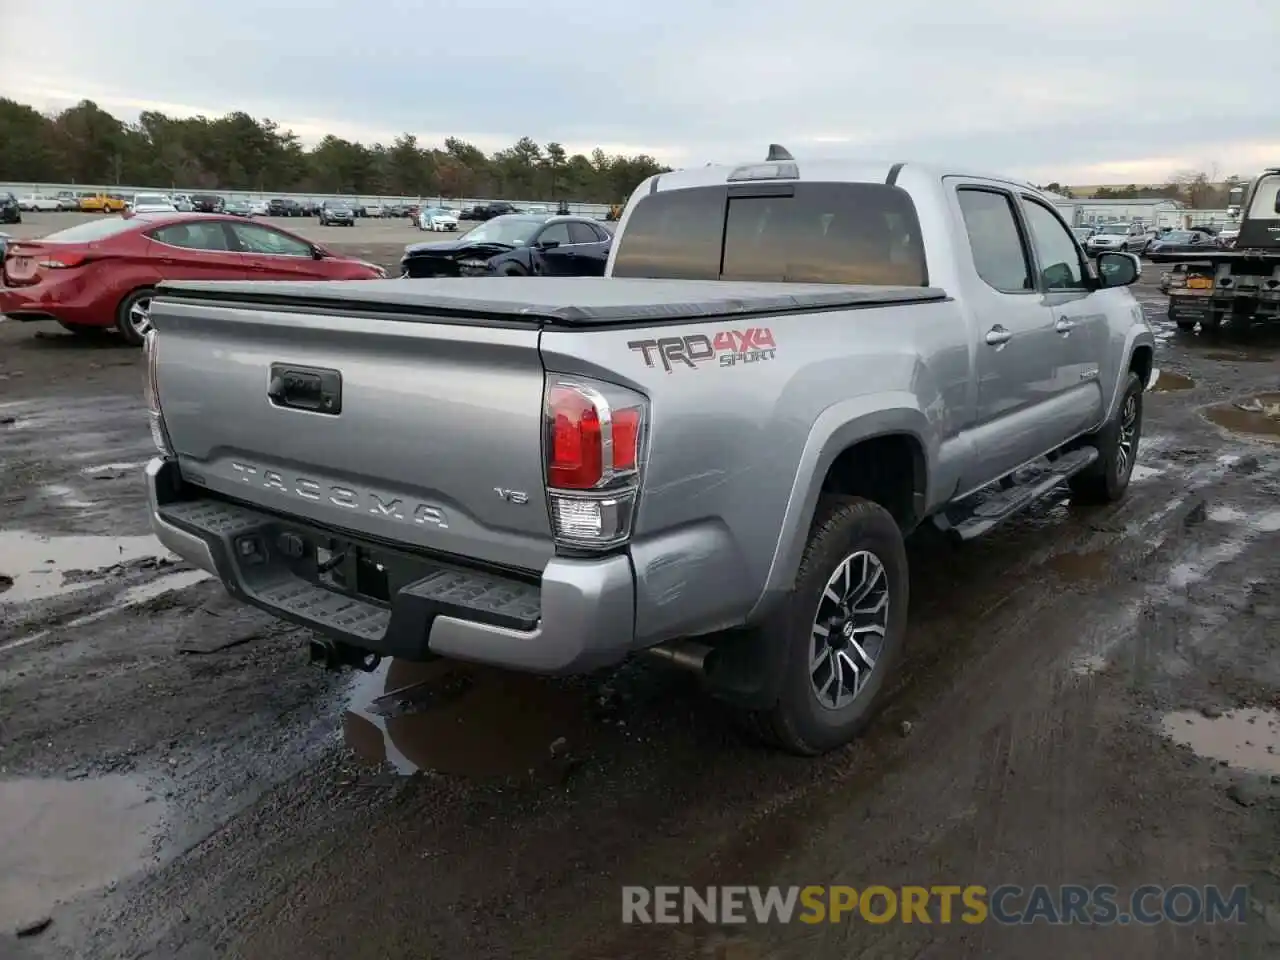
[622,884,1250,926]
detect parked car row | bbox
[1074,222,1238,262]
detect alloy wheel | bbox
[128,295,153,338]
[1117,394,1139,480]
[810,550,890,710]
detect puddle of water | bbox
[1150,370,1195,392]
[343,659,595,778]
[0,568,211,654]
[1130,464,1165,481]
[0,531,171,604]
[1167,538,1251,590]
[1046,549,1110,583]
[1161,708,1280,776]
[0,775,166,928]
[80,460,149,476]
[40,484,97,509]
[1208,504,1248,524]
[1071,653,1109,677]
[1203,393,1280,441]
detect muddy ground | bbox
[1,254,1279,960]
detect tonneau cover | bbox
[156,276,948,326]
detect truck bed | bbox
[156,276,949,326]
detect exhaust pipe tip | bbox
[643,639,716,674]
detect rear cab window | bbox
[611,182,928,285]
[955,188,1033,294]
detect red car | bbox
[0,213,386,345]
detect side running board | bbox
[933,446,1100,542]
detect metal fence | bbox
[0,182,613,219]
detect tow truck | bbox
[1167,169,1280,332]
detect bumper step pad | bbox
[158,496,541,655]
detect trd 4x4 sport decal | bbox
[627,327,777,373]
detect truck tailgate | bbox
[150,294,553,573]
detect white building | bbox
[1054,197,1185,228]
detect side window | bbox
[956,189,1033,293]
[150,222,232,251]
[720,182,927,285]
[610,186,726,280]
[567,221,600,244]
[536,222,571,246]
[1020,197,1087,291]
[231,223,312,257]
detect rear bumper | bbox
[0,277,109,326]
[146,458,636,674]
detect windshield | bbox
[134,195,171,206]
[1246,174,1280,219]
[41,218,139,243]
[463,217,544,246]
[1098,224,1130,235]
[1071,227,1092,238]
[326,202,351,210]
[1162,231,1194,242]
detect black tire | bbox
[1068,371,1143,505]
[1174,317,1197,332]
[115,287,157,346]
[500,262,527,276]
[735,497,910,756]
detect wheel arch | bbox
[748,397,932,623]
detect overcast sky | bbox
[1,0,1274,184]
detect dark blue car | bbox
[400,214,612,278]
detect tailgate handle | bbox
[267,363,343,415]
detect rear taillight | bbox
[544,377,647,549]
[143,331,173,456]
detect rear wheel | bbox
[115,287,157,346]
[735,497,909,755]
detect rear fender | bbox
[748,394,932,621]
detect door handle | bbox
[985,325,1012,346]
[1055,317,1077,334]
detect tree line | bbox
[1039,170,1248,209]
[0,98,672,203]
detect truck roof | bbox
[156,276,947,327]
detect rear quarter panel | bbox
[540,297,972,643]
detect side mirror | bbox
[1096,251,1140,288]
[311,244,327,260]
[538,239,561,250]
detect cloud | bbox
[0,0,1274,183]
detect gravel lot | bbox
[2,217,1279,959]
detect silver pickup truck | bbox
[143,153,1155,755]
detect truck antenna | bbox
[766,144,794,161]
